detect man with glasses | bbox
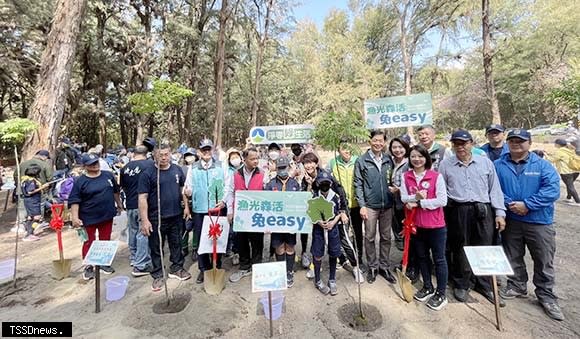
[416,125,452,171]
[438,130,506,306]
[494,129,564,321]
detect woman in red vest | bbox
[400,145,448,311]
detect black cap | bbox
[276,157,290,169]
[554,138,568,146]
[36,150,50,159]
[450,130,473,142]
[485,124,505,134]
[143,137,157,152]
[268,142,282,151]
[81,153,99,166]
[315,171,332,184]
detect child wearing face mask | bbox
[310,171,343,296]
[265,157,301,287]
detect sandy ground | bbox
[1,181,579,339]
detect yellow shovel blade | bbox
[204,268,226,295]
[396,268,414,303]
[52,259,72,280]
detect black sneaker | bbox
[367,269,377,284]
[378,268,396,284]
[287,272,294,288]
[196,271,204,284]
[540,301,565,321]
[499,286,527,300]
[131,266,150,277]
[100,266,115,275]
[414,287,435,302]
[151,277,164,292]
[168,269,192,281]
[426,291,448,311]
[83,266,94,281]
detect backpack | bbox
[57,177,75,201]
[24,163,42,177]
[569,154,580,172]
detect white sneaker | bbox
[306,267,315,280]
[352,267,365,283]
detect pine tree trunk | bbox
[22,0,87,159]
[250,0,274,127]
[399,3,414,135]
[482,0,501,124]
[213,0,229,148]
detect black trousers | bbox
[502,220,558,303]
[149,214,185,279]
[238,232,264,271]
[561,173,580,202]
[445,202,494,292]
[338,221,359,267]
[350,206,364,262]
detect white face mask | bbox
[268,151,280,161]
[230,157,242,168]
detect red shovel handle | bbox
[402,208,417,267]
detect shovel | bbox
[204,207,225,295]
[396,207,416,303]
[52,228,72,280]
[50,203,72,280]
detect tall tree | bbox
[249,0,275,127]
[482,0,500,124]
[213,0,239,147]
[21,0,87,159]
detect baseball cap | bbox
[184,147,197,157]
[143,137,157,152]
[81,153,100,166]
[276,157,290,169]
[199,139,213,149]
[450,130,473,142]
[485,124,505,134]
[315,171,333,184]
[268,142,282,151]
[36,150,50,159]
[506,129,531,141]
[554,138,568,146]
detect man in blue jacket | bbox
[494,129,564,321]
[480,124,510,161]
[354,129,396,284]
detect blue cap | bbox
[199,139,213,149]
[507,129,531,141]
[184,147,197,156]
[36,150,50,159]
[81,153,99,166]
[315,171,332,184]
[485,124,505,134]
[450,130,473,142]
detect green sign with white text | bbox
[364,93,433,129]
[233,191,313,233]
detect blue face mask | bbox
[277,169,289,179]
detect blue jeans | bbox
[127,209,151,270]
[414,226,448,294]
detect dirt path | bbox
[1,185,579,339]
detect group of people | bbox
[15,123,571,323]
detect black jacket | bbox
[354,150,394,209]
